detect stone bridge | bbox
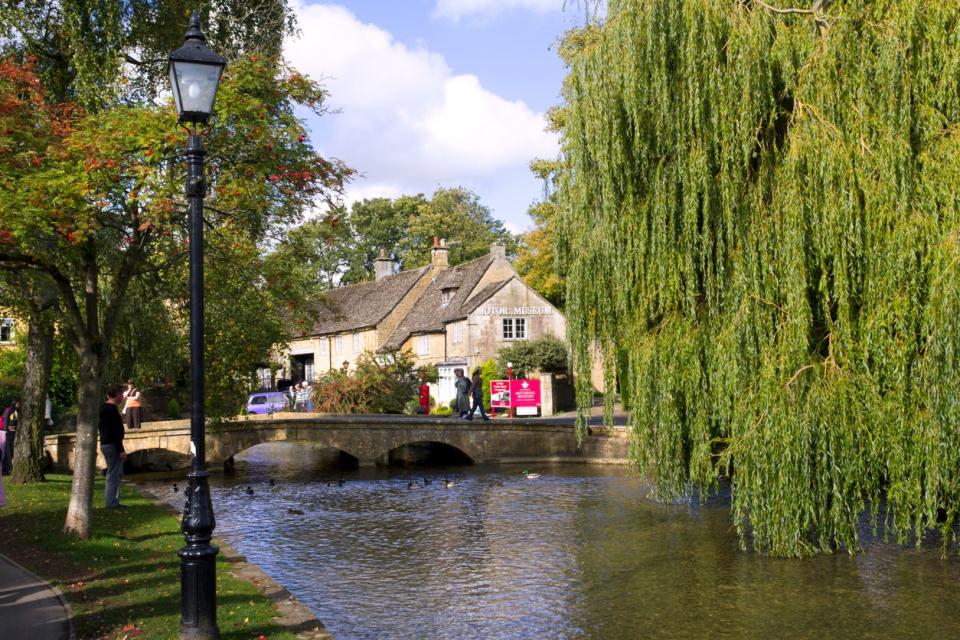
[44,413,630,471]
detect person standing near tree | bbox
[123,379,143,429]
[99,385,127,509]
[1,400,19,476]
[466,367,489,421]
[418,372,430,415]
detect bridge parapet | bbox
[44,413,630,471]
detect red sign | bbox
[490,379,541,409]
[490,380,511,408]
[511,379,541,407]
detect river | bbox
[144,443,960,639]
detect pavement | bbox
[0,553,73,640]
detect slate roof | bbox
[381,255,498,350]
[303,266,431,336]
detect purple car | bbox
[246,391,289,415]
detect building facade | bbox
[277,240,566,404]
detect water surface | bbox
[145,443,960,639]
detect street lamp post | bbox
[168,13,226,640]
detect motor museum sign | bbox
[478,306,553,316]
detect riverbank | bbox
[0,475,330,639]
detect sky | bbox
[284,0,584,233]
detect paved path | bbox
[0,553,73,640]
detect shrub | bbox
[167,398,181,420]
[312,350,419,414]
[430,404,453,416]
[495,334,569,379]
[418,363,439,384]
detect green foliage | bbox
[557,0,960,556]
[480,358,499,410]
[0,346,25,380]
[278,187,518,286]
[167,398,180,420]
[496,335,569,379]
[430,404,453,416]
[516,160,566,308]
[418,363,439,384]
[0,376,21,409]
[312,351,419,414]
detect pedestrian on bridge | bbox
[123,379,143,429]
[454,369,471,419]
[466,367,489,421]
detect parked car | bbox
[246,391,289,415]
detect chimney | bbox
[490,243,506,260]
[374,249,393,281]
[431,236,449,270]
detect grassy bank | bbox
[0,474,299,639]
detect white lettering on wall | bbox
[478,306,552,316]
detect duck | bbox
[287,508,304,515]
[422,477,433,486]
[490,479,504,487]
[521,470,541,480]
[443,478,459,488]
[268,478,276,487]
[407,481,419,490]
[245,486,255,495]
[172,483,178,493]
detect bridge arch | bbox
[375,441,475,467]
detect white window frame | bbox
[452,323,462,344]
[353,333,361,352]
[417,334,429,355]
[0,318,12,344]
[335,335,343,352]
[502,317,527,341]
[441,288,457,305]
[320,339,328,355]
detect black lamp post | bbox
[168,12,226,640]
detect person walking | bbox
[418,372,430,415]
[122,379,143,429]
[99,384,127,508]
[466,367,489,421]
[295,381,309,412]
[1,400,19,476]
[454,368,471,419]
[0,427,7,507]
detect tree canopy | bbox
[274,187,518,286]
[557,0,960,556]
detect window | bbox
[335,335,343,352]
[417,334,429,355]
[502,318,526,340]
[441,288,458,305]
[0,318,13,344]
[353,333,361,352]
[320,339,328,355]
[452,323,462,344]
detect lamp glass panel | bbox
[172,61,221,115]
[168,65,183,114]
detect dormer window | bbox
[441,287,458,305]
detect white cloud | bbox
[432,0,561,21]
[285,3,557,225]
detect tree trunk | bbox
[63,349,102,539]
[12,310,54,484]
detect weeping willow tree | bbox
[558,0,960,557]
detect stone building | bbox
[276,240,567,405]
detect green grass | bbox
[1,474,299,639]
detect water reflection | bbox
[144,443,960,640]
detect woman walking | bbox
[1,400,18,476]
[454,368,471,419]
[123,379,143,429]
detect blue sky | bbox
[285,1,582,232]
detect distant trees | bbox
[273,186,518,286]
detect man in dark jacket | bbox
[98,385,127,508]
[466,368,490,421]
[1,400,19,476]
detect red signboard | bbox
[490,379,541,411]
[490,380,511,408]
